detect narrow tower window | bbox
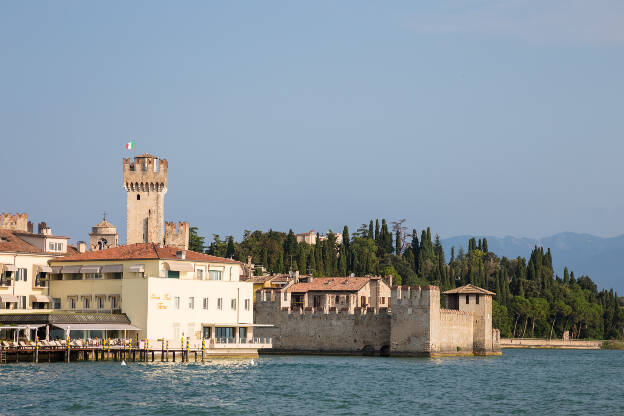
[137,194,141,200]
[466,295,470,304]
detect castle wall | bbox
[164,221,189,250]
[255,291,391,354]
[437,309,474,354]
[0,213,28,232]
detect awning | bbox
[37,265,53,273]
[51,266,62,274]
[52,323,141,331]
[80,266,101,273]
[165,261,194,272]
[62,265,82,274]
[128,265,145,273]
[0,294,19,303]
[30,295,54,303]
[3,265,17,272]
[101,264,123,273]
[80,295,92,300]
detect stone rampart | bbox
[0,213,28,232]
[164,221,189,250]
[437,309,474,354]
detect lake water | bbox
[1,349,622,415]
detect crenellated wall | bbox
[255,285,501,357]
[164,221,189,250]
[0,213,29,232]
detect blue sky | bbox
[1,1,623,244]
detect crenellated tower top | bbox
[123,154,168,193]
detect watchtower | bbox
[123,154,168,245]
[443,284,495,353]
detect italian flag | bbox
[126,141,134,150]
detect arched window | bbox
[137,194,141,200]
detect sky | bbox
[1,1,623,244]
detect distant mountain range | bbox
[441,233,624,294]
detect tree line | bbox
[188,220,624,340]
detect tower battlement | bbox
[0,213,29,232]
[123,155,168,191]
[391,285,439,307]
[164,221,189,250]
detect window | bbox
[244,299,250,311]
[16,268,27,281]
[174,296,180,309]
[85,273,102,280]
[239,327,247,340]
[137,194,141,200]
[231,299,237,310]
[48,242,55,251]
[111,297,118,309]
[112,272,122,280]
[35,272,46,287]
[209,270,222,281]
[188,297,195,309]
[476,295,480,305]
[215,327,234,339]
[83,297,90,309]
[69,298,76,309]
[217,298,223,310]
[196,269,204,280]
[202,326,212,339]
[380,297,385,305]
[47,242,63,252]
[335,295,340,304]
[18,296,26,309]
[466,295,470,304]
[52,298,61,309]
[168,270,180,279]
[97,297,104,309]
[202,298,209,309]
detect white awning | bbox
[52,323,141,331]
[101,264,123,273]
[3,265,17,272]
[62,265,82,273]
[30,294,54,303]
[37,265,53,273]
[0,294,19,303]
[80,266,101,273]
[51,266,63,274]
[165,261,194,272]
[128,265,144,273]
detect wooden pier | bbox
[0,337,258,363]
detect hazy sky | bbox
[1,1,623,244]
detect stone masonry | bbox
[254,284,501,357]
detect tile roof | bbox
[443,284,496,296]
[287,277,373,293]
[51,242,240,264]
[0,229,42,254]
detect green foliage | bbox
[191,220,624,340]
[188,226,205,253]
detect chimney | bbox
[176,250,187,259]
[77,241,87,253]
[27,221,33,233]
[38,222,51,235]
[386,274,393,287]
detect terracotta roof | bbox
[0,229,42,254]
[287,277,373,293]
[50,243,240,264]
[93,220,116,228]
[443,284,495,296]
[243,275,276,284]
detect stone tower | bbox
[89,216,119,251]
[123,154,168,245]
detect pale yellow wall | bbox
[0,252,55,309]
[49,280,122,310]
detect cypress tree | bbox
[369,220,374,240]
[395,229,401,255]
[375,219,380,241]
[225,236,236,258]
[482,238,488,253]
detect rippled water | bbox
[1,349,622,415]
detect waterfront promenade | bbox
[500,338,602,349]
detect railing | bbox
[211,337,272,348]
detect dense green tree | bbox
[188,226,205,253]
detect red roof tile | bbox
[0,229,42,254]
[51,243,240,263]
[287,277,375,293]
[443,284,495,295]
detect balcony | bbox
[210,337,272,349]
[0,278,11,287]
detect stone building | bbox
[254,283,501,357]
[286,276,392,311]
[88,217,119,251]
[122,154,188,250]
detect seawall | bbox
[500,338,601,350]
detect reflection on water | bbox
[1,349,623,415]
